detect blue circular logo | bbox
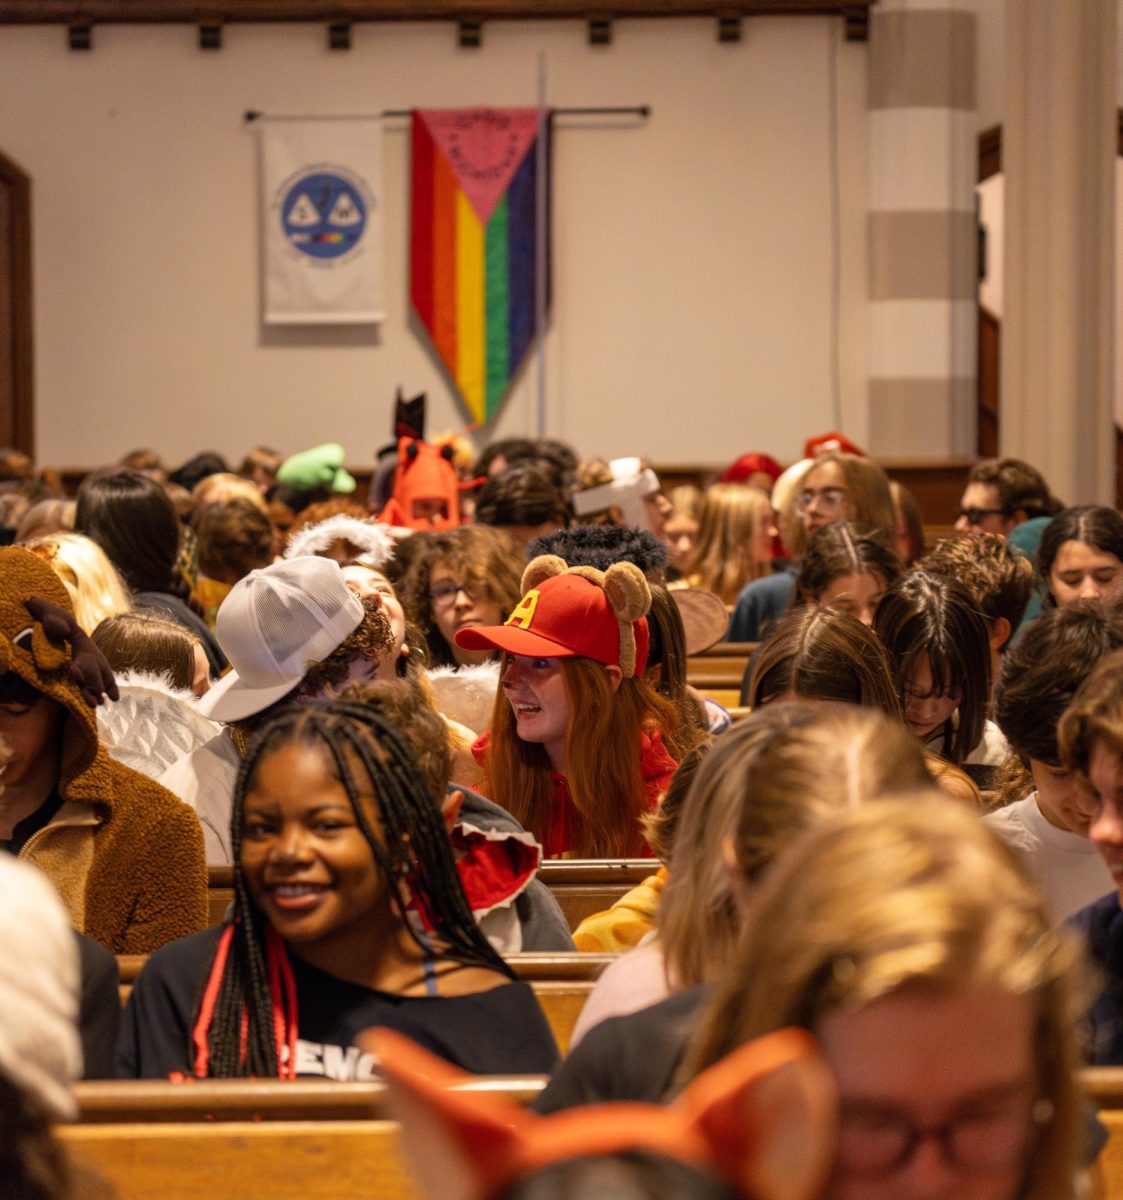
[280,170,368,260]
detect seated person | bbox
[1038,506,1123,609]
[158,554,406,863]
[462,556,678,859]
[728,451,896,643]
[1059,650,1123,1064]
[343,678,573,954]
[745,606,902,717]
[874,570,1007,785]
[538,703,934,1096]
[119,700,559,1080]
[400,525,524,669]
[0,546,207,954]
[92,610,220,780]
[75,468,226,676]
[985,603,1123,920]
[921,533,1035,699]
[686,798,1083,1200]
[0,854,112,1196]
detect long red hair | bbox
[483,655,678,857]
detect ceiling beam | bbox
[0,1,874,27]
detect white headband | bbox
[283,514,395,569]
[571,458,661,531]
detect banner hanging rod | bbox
[244,105,649,122]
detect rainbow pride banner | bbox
[410,108,551,425]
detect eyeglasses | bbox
[957,506,1008,526]
[795,486,849,514]
[836,1096,1050,1176]
[429,581,486,608]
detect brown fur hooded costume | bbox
[0,547,207,953]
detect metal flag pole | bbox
[534,51,548,440]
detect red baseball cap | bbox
[455,572,649,675]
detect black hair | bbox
[74,469,180,594]
[0,1074,94,1200]
[0,672,43,708]
[872,570,990,765]
[168,451,230,494]
[472,438,539,479]
[473,465,570,529]
[995,600,1123,765]
[201,699,513,1077]
[1038,506,1123,605]
[967,457,1062,520]
[527,524,670,578]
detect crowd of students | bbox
[3,434,1123,1199]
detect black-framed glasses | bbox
[835,1096,1050,1176]
[957,506,1008,526]
[429,581,486,608]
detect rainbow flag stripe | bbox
[410,108,550,425]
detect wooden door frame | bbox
[978,118,1123,505]
[0,149,33,458]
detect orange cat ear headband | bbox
[370,1028,837,1200]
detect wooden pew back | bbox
[59,1068,1123,1200]
[207,861,655,933]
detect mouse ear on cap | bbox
[603,562,651,624]
[521,554,568,594]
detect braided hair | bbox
[196,698,513,1078]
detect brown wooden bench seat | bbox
[206,860,656,933]
[72,1075,546,1123]
[56,1068,1123,1200]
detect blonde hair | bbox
[666,485,703,523]
[192,472,269,515]
[24,532,131,634]
[658,703,932,990]
[688,798,1085,1200]
[683,484,773,603]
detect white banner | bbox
[261,118,384,325]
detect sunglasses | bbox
[957,506,1008,526]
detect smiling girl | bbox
[460,556,679,859]
[119,700,558,1079]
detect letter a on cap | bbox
[505,589,540,630]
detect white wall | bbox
[0,17,869,471]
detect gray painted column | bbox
[866,0,977,458]
[1002,0,1115,505]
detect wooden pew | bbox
[686,641,755,708]
[207,860,655,934]
[58,1067,1123,1200]
[1082,1067,1123,1196]
[60,1068,1123,1200]
[62,1077,546,1200]
[116,952,613,1055]
[537,859,653,929]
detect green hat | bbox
[276,443,356,494]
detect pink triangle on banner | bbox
[419,108,543,224]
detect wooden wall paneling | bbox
[0,151,32,457]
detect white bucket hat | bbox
[198,556,364,723]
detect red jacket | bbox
[471,729,677,859]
